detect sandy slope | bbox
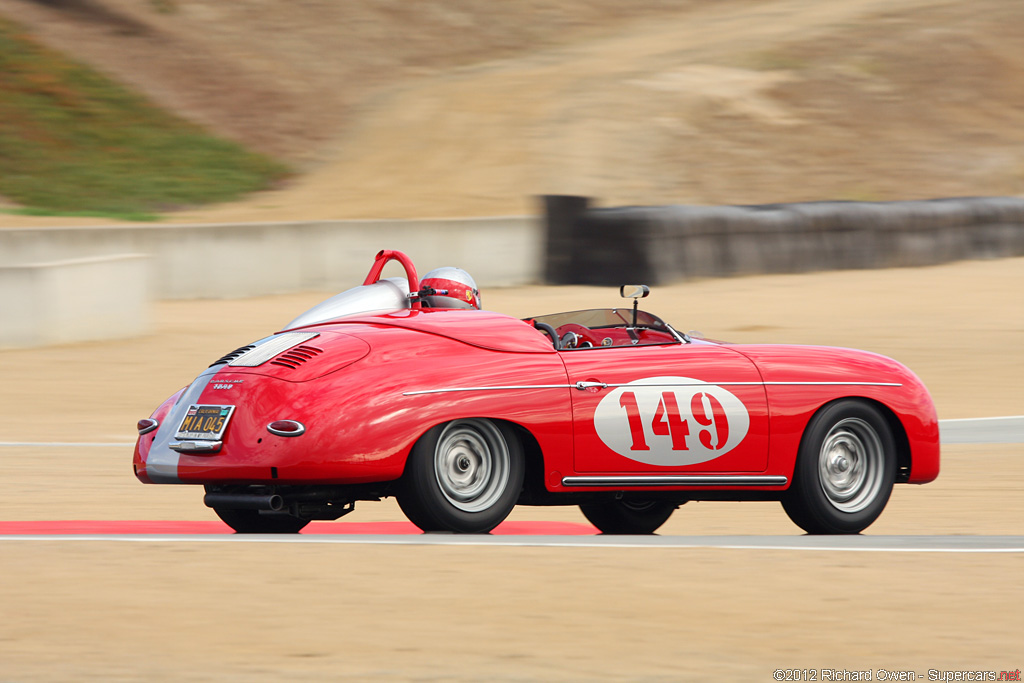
[1,0,1023,227]
[0,259,1021,679]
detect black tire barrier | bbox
[541,196,1024,285]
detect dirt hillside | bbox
[0,0,1022,224]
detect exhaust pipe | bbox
[203,492,285,512]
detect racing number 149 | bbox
[619,390,729,451]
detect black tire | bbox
[212,507,310,534]
[397,419,524,533]
[579,499,677,534]
[782,399,897,534]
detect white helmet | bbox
[419,267,481,310]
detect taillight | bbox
[137,418,159,435]
[267,420,306,437]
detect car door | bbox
[560,341,769,474]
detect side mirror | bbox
[620,285,650,300]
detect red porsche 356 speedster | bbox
[134,250,939,534]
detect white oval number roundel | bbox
[593,376,750,467]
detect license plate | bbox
[175,405,235,440]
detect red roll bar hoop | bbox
[363,250,421,309]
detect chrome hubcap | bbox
[818,417,884,513]
[434,419,510,513]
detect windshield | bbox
[531,308,669,330]
[527,309,683,349]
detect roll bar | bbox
[363,250,421,309]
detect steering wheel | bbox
[532,321,561,350]
[560,331,580,349]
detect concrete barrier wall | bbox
[2,199,1021,348]
[544,196,1024,285]
[0,216,541,299]
[0,254,151,348]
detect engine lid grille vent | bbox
[270,344,325,370]
[210,345,256,367]
[223,332,321,368]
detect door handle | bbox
[575,381,607,391]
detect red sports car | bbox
[134,250,940,535]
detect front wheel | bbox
[579,499,678,534]
[397,419,525,533]
[782,400,897,534]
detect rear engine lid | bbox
[209,330,370,381]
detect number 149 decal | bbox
[593,377,750,467]
[619,390,729,451]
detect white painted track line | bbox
[2,534,1023,552]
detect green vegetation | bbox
[149,0,178,14]
[0,17,288,219]
[740,49,809,73]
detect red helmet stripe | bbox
[420,277,480,308]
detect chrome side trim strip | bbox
[403,384,574,396]
[403,381,900,396]
[561,475,789,487]
[763,381,902,387]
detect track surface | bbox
[2,264,1022,680]
[0,416,1018,547]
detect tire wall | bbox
[542,196,1024,285]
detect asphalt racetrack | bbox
[1,260,1022,680]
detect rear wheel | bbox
[212,507,310,534]
[782,400,896,534]
[398,419,524,533]
[579,499,678,534]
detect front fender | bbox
[732,344,940,484]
